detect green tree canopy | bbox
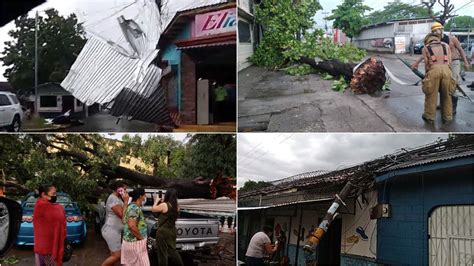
[0,134,236,210]
[445,16,474,31]
[326,0,372,38]
[239,180,272,193]
[1,8,86,91]
[250,0,322,67]
[365,0,430,26]
[250,0,366,70]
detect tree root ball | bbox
[350,57,386,94]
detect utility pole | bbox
[322,11,329,35]
[34,11,39,115]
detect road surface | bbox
[238,53,474,132]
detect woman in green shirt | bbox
[152,188,183,266]
[121,188,149,266]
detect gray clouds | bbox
[237,133,448,187]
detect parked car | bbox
[94,188,220,262]
[16,192,87,245]
[0,91,23,132]
[414,42,424,54]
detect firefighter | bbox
[420,33,456,124]
[412,22,470,114]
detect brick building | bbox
[158,1,236,127]
[238,136,474,265]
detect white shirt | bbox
[245,231,271,258]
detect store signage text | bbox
[195,8,236,37]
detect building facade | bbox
[238,138,474,265]
[158,2,236,127]
[353,18,435,53]
[237,0,260,71]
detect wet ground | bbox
[7,228,108,266]
[5,226,235,266]
[238,53,474,132]
[65,111,159,132]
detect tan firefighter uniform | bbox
[421,33,456,123]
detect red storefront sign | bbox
[195,8,236,37]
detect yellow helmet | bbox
[431,22,444,32]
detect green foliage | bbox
[326,0,372,38]
[1,9,86,91]
[180,134,236,179]
[0,134,236,212]
[382,80,391,91]
[122,134,186,178]
[331,76,348,92]
[0,256,20,265]
[321,73,334,80]
[365,0,430,26]
[239,180,273,193]
[445,16,474,31]
[285,64,315,76]
[250,0,322,68]
[251,1,366,70]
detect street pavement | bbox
[7,225,234,266]
[65,111,159,132]
[238,53,474,132]
[8,227,109,266]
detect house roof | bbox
[35,83,71,96]
[239,135,474,201]
[159,1,235,47]
[361,17,435,31]
[0,82,14,92]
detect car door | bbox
[0,94,13,126]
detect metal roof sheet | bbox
[377,149,474,172]
[61,0,168,122]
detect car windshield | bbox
[24,195,73,209]
[9,95,19,104]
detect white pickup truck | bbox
[94,188,220,252]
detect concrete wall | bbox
[161,23,192,112]
[238,18,254,71]
[340,191,377,263]
[356,24,395,40]
[376,166,474,265]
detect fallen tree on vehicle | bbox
[0,134,236,209]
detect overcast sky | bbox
[237,133,448,188]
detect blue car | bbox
[16,192,87,245]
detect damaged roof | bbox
[61,0,170,125]
[239,135,474,202]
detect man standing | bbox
[412,22,470,114]
[245,225,279,266]
[420,33,456,124]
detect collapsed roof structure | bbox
[61,0,167,124]
[239,135,474,207]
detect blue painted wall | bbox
[376,164,473,265]
[160,23,192,111]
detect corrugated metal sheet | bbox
[377,150,474,173]
[61,0,169,123]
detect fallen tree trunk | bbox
[30,135,235,200]
[299,57,387,94]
